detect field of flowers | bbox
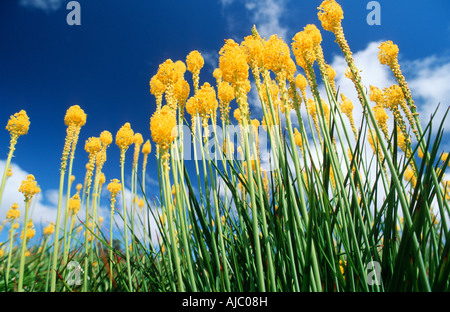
[0,0,449,292]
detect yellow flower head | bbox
[241,35,264,69]
[317,0,344,33]
[174,78,190,107]
[76,183,82,193]
[68,193,81,215]
[369,85,384,105]
[378,41,399,66]
[100,130,113,147]
[383,84,405,110]
[326,64,336,82]
[397,125,407,153]
[133,133,144,147]
[107,179,121,198]
[263,34,292,76]
[6,110,30,137]
[99,173,106,185]
[150,105,178,152]
[138,198,145,209]
[156,59,180,86]
[43,222,55,236]
[7,167,13,177]
[85,137,102,155]
[294,128,303,148]
[195,82,218,118]
[19,174,41,201]
[6,203,20,221]
[340,94,353,116]
[373,105,389,133]
[292,27,317,70]
[21,219,35,240]
[213,68,223,83]
[218,81,235,104]
[149,75,166,98]
[115,123,134,151]
[219,39,249,89]
[295,74,308,91]
[64,105,87,128]
[186,50,204,75]
[142,139,152,155]
[404,166,417,187]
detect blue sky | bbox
[1,0,450,239]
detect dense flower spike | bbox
[340,94,357,138]
[43,222,55,236]
[219,39,250,115]
[6,110,30,137]
[378,41,399,67]
[21,219,36,240]
[317,0,344,32]
[150,105,177,164]
[115,123,134,152]
[218,81,235,124]
[6,203,20,221]
[64,105,87,128]
[186,50,204,93]
[107,179,122,198]
[68,193,81,215]
[19,174,41,201]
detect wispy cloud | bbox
[219,0,289,40]
[18,0,65,13]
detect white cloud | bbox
[18,0,65,12]
[219,0,289,40]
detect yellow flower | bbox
[441,152,449,164]
[219,39,249,90]
[133,132,144,167]
[7,166,13,177]
[292,28,317,70]
[6,110,30,137]
[43,222,55,236]
[263,34,292,76]
[107,179,122,198]
[218,81,235,123]
[383,84,404,111]
[19,174,41,201]
[369,85,384,106]
[186,50,204,75]
[340,94,353,116]
[150,105,178,153]
[195,82,218,120]
[142,140,152,155]
[317,0,344,33]
[404,166,417,188]
[213,68,223,84]
[378,41,399,66]
[294,128,303,150]
[100,130,113,147]
[373,105,389,138]
[115,123,134,151]
[20,219,35,240]
[64,105,87,128]
[85,137,102,156]
[295,73,308,92]
[6,203,20,221]
[68,193,81,215]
